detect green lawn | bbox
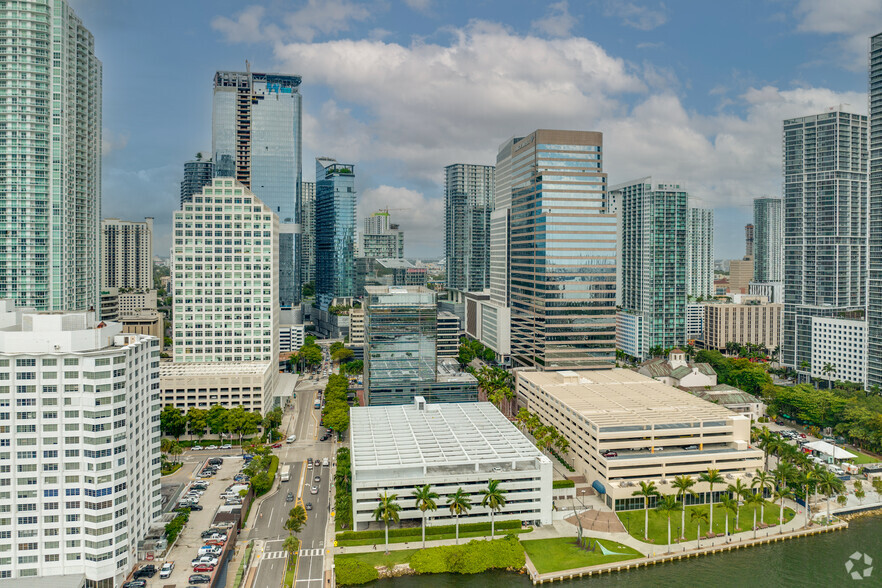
[521,537,642,573]
[850,451,880,465]
[620,502,796,546]
[335,548,421,569]
[336,527,531,547]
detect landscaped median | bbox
[335,519,526,547]
[335,536,525,586]
[521,537,643,573]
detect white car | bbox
[191,445,204,451]
[207,445,218,450]
[220,444,232,450]
[286,435,296,444]
[192,556,219,567]
[159,561,175,579]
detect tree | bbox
[373,492,401,554]
[302,281,315,298]
[816,470,844,525]
[186,407,208,442]
[632,481,660,540]
[262,407,283,441]
[227,406,261,450]
[446,487,472,545]
[412,484,439,548]
[285,505,307,533]
[168,441,183,463]
[283,534,300,569]
[691,509,709,547]
[672,475,696,539]
[160,437,172,454]
[751,470,774,523]
[699,468,724,532]
[160,405,187,440]
[481,479,507,539]
[720,495,737,536]
[330,341,344,355]
[745,492,765,539]
[773,486,794,526]
[654,495,682,553]
[206,405,229,440]
[726,479,749,530]
[332,348,354,365]
[799,470,817,528]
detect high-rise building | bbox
[729,257,754,294]
[315,158,356,310]
[753,197,783,283]
[180,158,214,205]
[101,217,154,289]
[0,303,160,585]
[782,109,867,376]
[301,181,316,287]
[361,211,404,259]
[0,1,101,312]
[509,130,617,370]
[445,164,495,292]
[744,224,755,258]
[867,33,882,389]
[686,208,714,299]
[212,69,302,307]
[614,178,687,357]
[171,178,279,364]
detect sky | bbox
[70,0,881,259]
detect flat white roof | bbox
[160,361,271,377]
[350,401,544,470]
[804,440,856,460]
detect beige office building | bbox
[728,257,754,294]
[120,309,164,346]
[703,299,781,351]
[118,289,157,313]
[101,217,154,289]
[516,369,762,511]
[160,361,275,413]
[349,307,365,346]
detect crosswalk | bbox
[263,551,287,560]
[299,548,323,557]
[263,548,323,560]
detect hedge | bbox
[335,557,379,586]
[165,511,189,544]
[410,536,524,575]
[253,455,279,497]
[336,519,521,541]
[552,480,575,489]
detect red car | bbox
[272,443,282,448]
[204,540,225,546]
[193,564,215,573]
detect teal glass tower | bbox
[315,158,356,310]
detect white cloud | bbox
[102,129,129,157]
[211,5,266,44]
[794,0,882,70]
[602,0,668,31]
[212,1,373,44]
[531,1,577,38]
[403,0,432,13]
[358,185,443,255]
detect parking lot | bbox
[131,453,246,588]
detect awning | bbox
[592,480,606,495]
[803,440,856,460]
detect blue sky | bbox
[70,0,880,258]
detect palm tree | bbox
[372,492,401,554]
[672,475,697,539]
[169,441,183,463]
[654,495,682,553]
[720,495,738,537]
[480,479,507,539]
[726,479,749,530]
[160,437,172,454]
[822,363,836,387]
[691,509,709,548]
[756,428,777,471]
[631,481,660,540]
[411,484,439,548]
[285,505,307,533]
[699,468,723,532]
[816,470,845,525]
[752,470,774,523]
[745,492,765,539]
[799,470,817,528]
[446,488,472,545]
[773,486,794,526]
[282,534,299,569]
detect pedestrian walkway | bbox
[263,550,287,560]
[299,548,323,557]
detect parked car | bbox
[208,458,223,465]
[191,445,204,451]
[160,561,175,579]
[220,443,232,449]
[204,539,226,547]
[189,574,211,584]
[602,451,618,458]
[201,529,222,538]
[198,546,222,556]
[123,581,147,588]
[189,504,204,511]
[207,445,218,450]
[192,556,219,566]
[133,565,156,579]
[272,443,282,449]
[193,564,215,573]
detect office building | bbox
[463,291,511,363]
[744,224,754,258]
[160,362,276,413]
[686,208,714,299]
[349,307,365,346]
[752,197,783,283]
[364,286,476,405]
[100,218,153,290]
[118,290,157,314]
[301,181,316,287]
[445,164,495,292]
[0,1,101,312]
[315,158,356,311]
[702,298,782,352]
[509,130,617,370]
[350,398,552,531]
[868,33,882,389]
[782,110,867,377]
[728,257,754,294]
[180,158,214,206]
[615,311,643,360]
[361,210,404,259]
[99,288,119,322]
[356,257,425,297]
[686,302,705,342]
[749,281,784,304]
[516,369,762,511]
[614,178,688,358]
[811,317,867,385]
[119,310,164,345]
[0,303,160,584]
[212,69,302,307]
[436,311,462,358]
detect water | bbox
[376,516,882,588]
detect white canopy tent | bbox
[803,440,855,460]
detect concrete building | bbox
[702,299,782,352]
[118,290,157,314]
[349,307,365,346]
[99,288,119,322]
[436,311,462,358]
[749,281,783,304]
[180,158,214,206]
[686,302,705,342]
[0,1,101,313]
[213,69,303,307]
[279,308,305,354]
[160,362,276,413]
[686,208,714,299]
[614,178,688,358]
[119,310,164,346]
[101,218,154,290]
[811,317,867,385]
[463,291,510,363]
[782,109,867,379]
[361,211,404,259]
[301,181,316,287]
[868,34,882,389]
[355,257,424,298]
[444,164,495,292]
[509,131,617,370]
[728,257,754,294]
[0,303,160,584]
[315,158,356,311]
[615,311,643,360]
[752,197,783,283]
[516,369,763,511]
[350,398,552,531]
[744,224,754,258]
[638,349,717,388]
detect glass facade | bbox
[212,71,303,307]
[301,181,316,286]
[181,159,214,205]
[445,164,495,292]
[753,197,783,283]
[315,159,356,310]
[686,208,714,299]
[508,131,617,370]
[868,34,882,389]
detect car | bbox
[220,444,232,449]
[286,435,296,443]
[133,565,156,579]
[189,574,211,584]
[314,475,321,483]
[189,504,204,511]
[799,433,807,439]
[305,502,313,511]
[286,492,294,502]
[160,561,175,579]
[201,530,222,539]
[310,485,318,495]
[204,539,226,547]
[272,442,282,448]
[208,457,223,465]
[307,461,313,470]
[322,457,329,467]
[198,546,222,556]
[193,564,215,573]
[205,533,226,540]
[602,451,618,458]
[191,445,204,451]
[123,581,147,588]
[192,556,219,566]
[207,445,218,450]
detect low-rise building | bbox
[686,303,704,342]
[437,311,461,358]
[638,349,717,387]
[702,298,781,352]
[279,324,305,354]
[350,397,553,531]
[463,291,510,364]
[811,317,867,385]
[516,369,763,511]
[100,287,119,321]
[119,309,164,346]
[160,361,275,413]
[686,385,765,422]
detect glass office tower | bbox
[212,70,303,307]
[444,164,495,292]
[315,158,356,310]
[868,33,882,389]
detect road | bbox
[250,351,337,588]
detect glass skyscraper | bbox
[212,70,303,307]
[686,208,714,299]
[315,157,356,310]
[868,33,882,389]
[0,0,101,311]
[181,158,214,205]
[753,197,783,283]
[444,164,495,292]
[508,130,617,370]
[301,181,316,286]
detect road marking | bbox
[263,551,288,560]
[298,548,323,557]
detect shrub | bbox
[552,479,575,489]
[335,519,521,541]
[409,537,525,575]
[165,511,189,544]
[335,557,379,586]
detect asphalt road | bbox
[250,363,337,588]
